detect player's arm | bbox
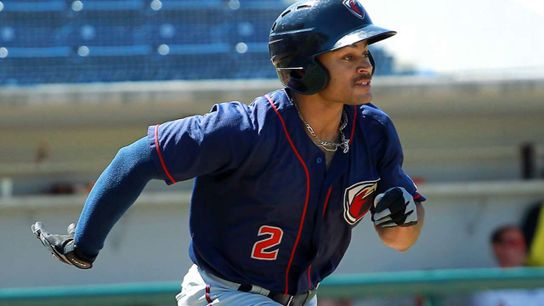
[368,109,426,252]
[33,103,257,268]
[373,197,425,252]
[32,137,161,268]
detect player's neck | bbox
[292,93,344,142]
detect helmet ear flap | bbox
[288,60,329,95]
[368,50,376,76]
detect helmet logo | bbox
[343,0,366,20]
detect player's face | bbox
[316,40,373,105]
[492,228,527,268]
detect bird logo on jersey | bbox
[343,180,378,225]
[343,0,366,20]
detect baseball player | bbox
[32,1,426,305]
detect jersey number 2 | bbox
[251,225,283,261]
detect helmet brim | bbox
[331,24,396,51]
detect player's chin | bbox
[350,91,372,105]
[339,85,372,105]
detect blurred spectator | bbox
[490,225,527,268]
[522,201,544,267]
[471,225,544,306]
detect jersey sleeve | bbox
[75,137,161,257]
[147,101,256,184]
[376,113,426,202]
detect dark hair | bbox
[491,224,521,244]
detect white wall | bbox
[2,77,544,191]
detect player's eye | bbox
[342,55,354,61]
[362,51,370,58]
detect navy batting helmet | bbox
[269,0,396,95]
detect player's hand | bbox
[31,222,95,269]
[371,187,418,228]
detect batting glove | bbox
[371,187,418,228]
[31,222,95,269]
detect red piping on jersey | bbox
[319,107,355,218]
[322,187,333,218]
[349,105,358,143]
[265,94,311,295]
[153,124,177,184]
[205,284,213,304]
[414,193,424,201]
[307,265,312,288]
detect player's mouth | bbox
[354,75,372,87]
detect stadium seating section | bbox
[0,0,395,85]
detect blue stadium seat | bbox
[156,0,223,10]
[0,11,68,48]
[0,0,65,12]
[0,58,71,85]
[2,47,71,58]
[69,56,149,82]
[72,0,144,11]
[237,0,286,10]
[231,8,280,43]
[146,9,229,45]
[0,0,395,85]
[67,9,145,46]
[230,52,277,79]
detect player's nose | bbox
[356,66,372,76]
[356,58,373,75]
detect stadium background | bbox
[1,0,544,305]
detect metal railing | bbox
[2,268,543,306]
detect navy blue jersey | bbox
[148,89,424,295]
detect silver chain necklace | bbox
[293,101,350,154]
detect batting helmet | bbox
[269,0,396,95]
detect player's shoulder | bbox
[249,88,292,111]
[211,89,290,113]
[204,89,291,135]
[357,103,393,128]
[246,88,295,124]
[209,99,251,115]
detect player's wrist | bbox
[64,241,95,269]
